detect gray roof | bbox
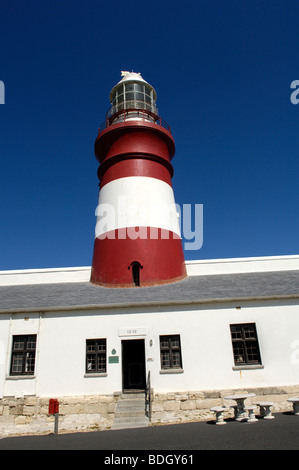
[0,270,299,313]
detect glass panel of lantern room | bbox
[125,83,134,92]
[135,92,144,101]
[117,93,124,104]
[125,92,134,101]
[134,83,144,92]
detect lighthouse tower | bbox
[90,72,187,287]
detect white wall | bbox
[1,298,299,398]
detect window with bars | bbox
[230,323,261,366]
[86,339,107,373]
[160,335,182,370]
[10,335,37,376]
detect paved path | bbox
[0,412,298,451]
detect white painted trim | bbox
[0,267,91,286]
[185,255,299,276]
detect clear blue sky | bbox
[1,0,298,270]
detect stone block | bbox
[24,397,38,406]
[166,393,176,400]
[107,402,116,413]
[155,394,167,401]
[196,398,222,409]
[163,401,180,411]
[203,391,221,399]
[9,404,24,415]
[180,400,197,410]
[261,387,287,396]
[22,406,35,416]
[14,415,32,425]
[188,391,205,400]
[152,402,164,412]
[176,394,189,402]
[60,404,82,415]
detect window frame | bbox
[159,334,183,371]
[85,338,107,374]
[10,334,37,376]
[230,323,262,367]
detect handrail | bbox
[97,108,171,135]
[146,370,152,422]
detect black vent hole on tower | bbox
[128,261,143,287]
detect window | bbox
[86,339,107,373]
[230,323,261,366]
[160,335,182,370]
[10,335,37,376]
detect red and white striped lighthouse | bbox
[90,72,186,287]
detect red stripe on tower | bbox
[90,72,187,287]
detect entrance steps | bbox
[111,392,149,430]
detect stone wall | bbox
[150,385,299,424]
[0,395,117,437]
[1,385,299,437]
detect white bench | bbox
[244,406,258,422]
[210,406,227,425]
[254,402,274,419]
[287,397,299,415]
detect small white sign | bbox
[118,327,148,337]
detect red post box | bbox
[48,399,59,415]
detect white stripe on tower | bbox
[95,176,181,239]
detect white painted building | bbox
[0,255,298,395]
[0,255,299,435]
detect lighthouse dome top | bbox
[106,71,158,120]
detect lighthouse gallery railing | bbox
[98,108,171,135]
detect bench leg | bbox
[262,405,274,419]
[247,409,258,423]
[292,402,299,415]
[215,411,226,425]
[230,405,237,419]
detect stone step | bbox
[116,402,145,410]
[111,416,149,430]
[111,392,149,430]
[117,397,145,404]
[115,410,146,418]
[120,393,146,400]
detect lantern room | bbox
[106,71,158,124]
